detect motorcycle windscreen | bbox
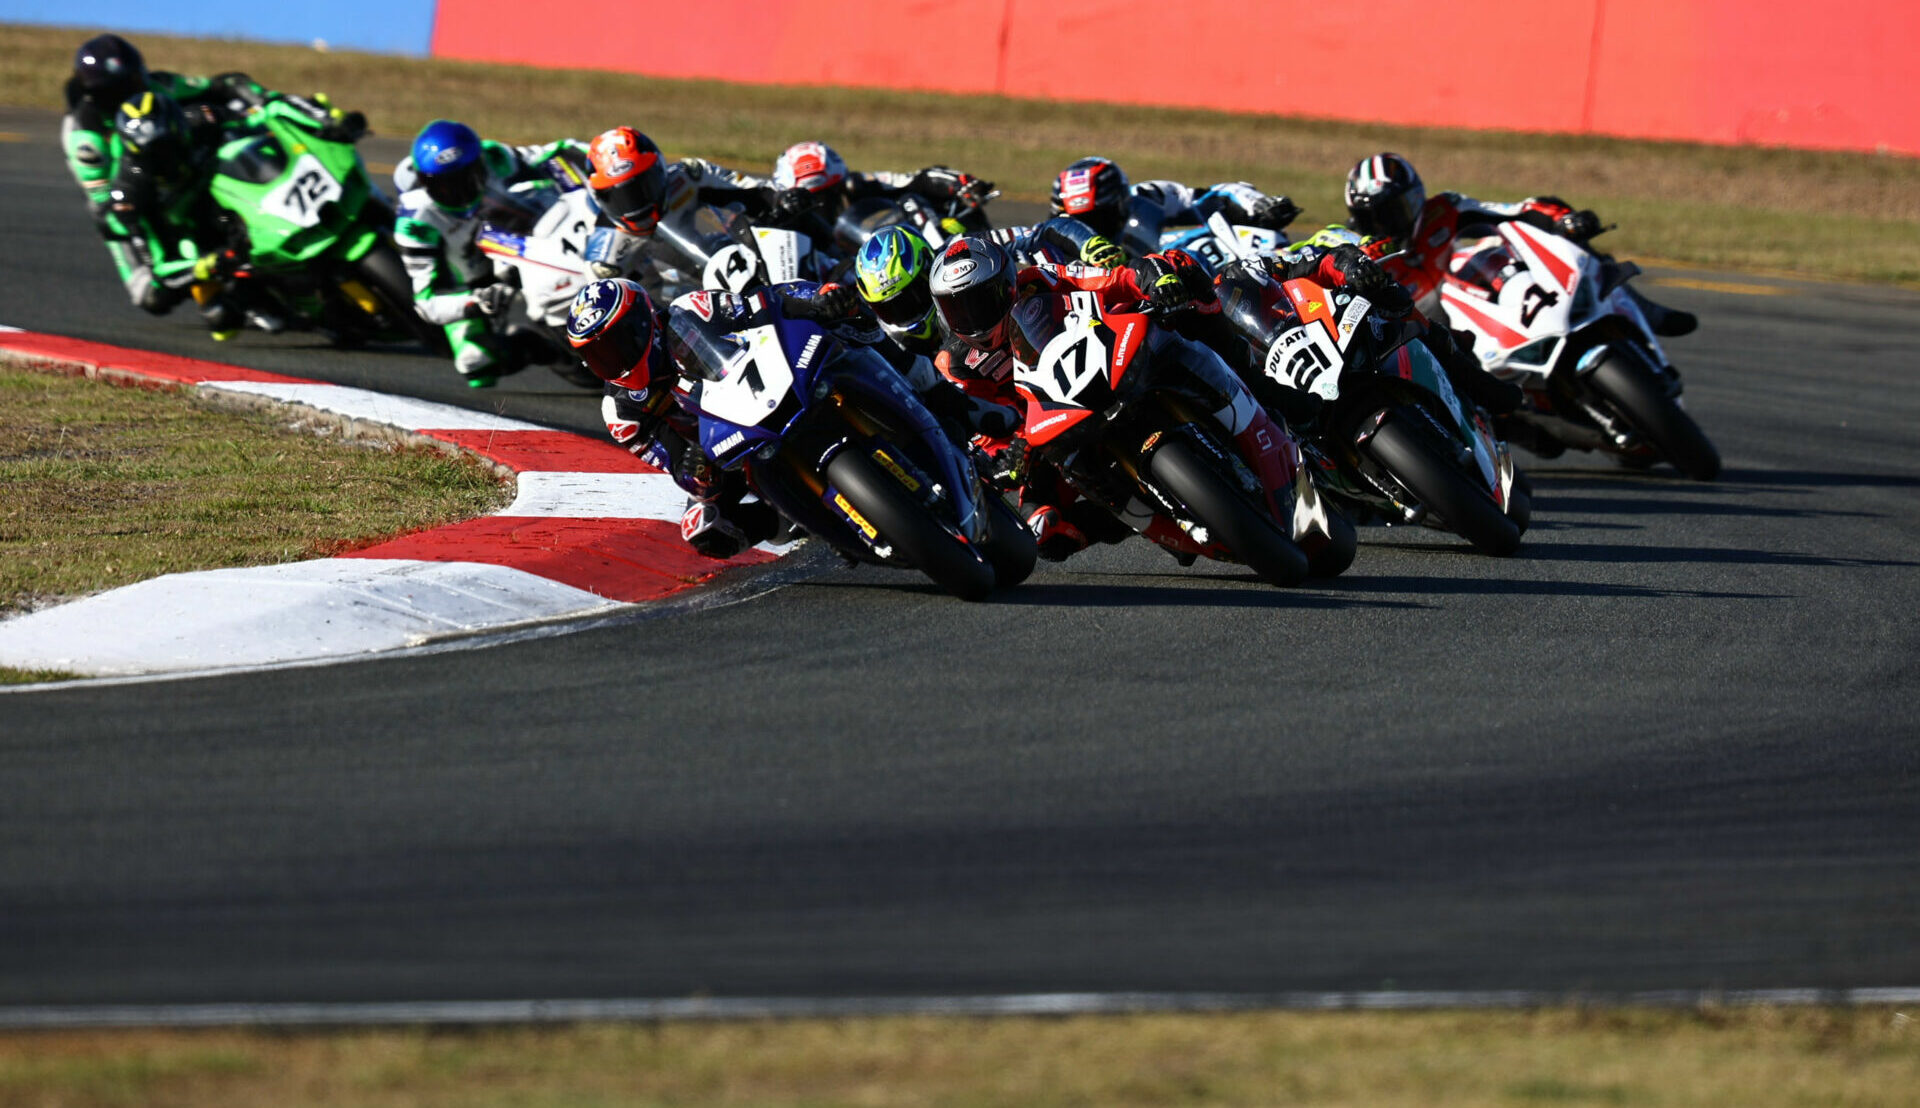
[1007,292,1062,369]
[218,135,288,186]
[668,295,772,382]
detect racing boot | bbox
[1136,513,1204,565]
[1225,403,1302,526]
[1426,326,1522,414]
[1023,504,1089,562]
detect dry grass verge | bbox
[1,1006,1916,1106]
[5,24,1917,284]
[0,363,511,682]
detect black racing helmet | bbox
[1344,152,1427,241]
[114,90,190,180]
[73,34,148,110]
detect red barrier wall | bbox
[430,0,1920,155]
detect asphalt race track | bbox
[2,108,1917,1007]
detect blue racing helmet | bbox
[412,119,486,212]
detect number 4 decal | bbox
[1520,283,1560,326]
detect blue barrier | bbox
[4,1,436,56]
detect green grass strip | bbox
[0,364,511,678]
[1,1007,1916,1106]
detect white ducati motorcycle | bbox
[1435,221,1720,479]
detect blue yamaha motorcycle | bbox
[671,293,1035,600]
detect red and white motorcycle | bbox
[1428,222,1720,480]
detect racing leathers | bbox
[393,138,590,384]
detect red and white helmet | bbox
[773,141,848,194]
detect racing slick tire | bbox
[1588,347,1721,481]
[980,490,1038,588]
[1366,411,1522,556]
[826,449,998,601]
[1148,437,1311,587]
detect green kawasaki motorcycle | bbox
[205,98,435,347]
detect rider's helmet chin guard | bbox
[412,119,487,213]
[74,33,148,111]
[588,126,669,236]
[566,278,663,392]
[1050,156,1129,241]
[1344,152,1426,242]
[929,235,1016,351]
[855,225,937,335]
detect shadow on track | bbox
[795,575,1425,611]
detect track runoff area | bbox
[1,101,1918,1020]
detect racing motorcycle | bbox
[1210,218,1526,555]
[475,189,622,389]
[1008,290,1346,585]
[201,97,431,347]
[1427,221,1720,480]
[674,289,1035,600]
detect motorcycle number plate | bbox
[703,243,759,293]
[1266,321,1344,401]
[698,325,794,427]
[262,154,344,228]
[1016,313,1108,406]
[753,226,808,285]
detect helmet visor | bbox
[937,275,1013,347]
[575,311,654,389]
[596,160,668,234]
[424,160,486,211]
[868,279,933,330]
[1364,184,1425,238]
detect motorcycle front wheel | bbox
[1365,411,1522,556]
[1147,437,1310,587]
[1587,348,1721,481]
[979,490,1038,588]
[825,449,998,601]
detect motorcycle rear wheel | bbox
[825,449,997,601]
[1587,348,1720,481]
[1147,438,1310,587]
[1366,412,1522,556]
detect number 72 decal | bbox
[262,154,344,228]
